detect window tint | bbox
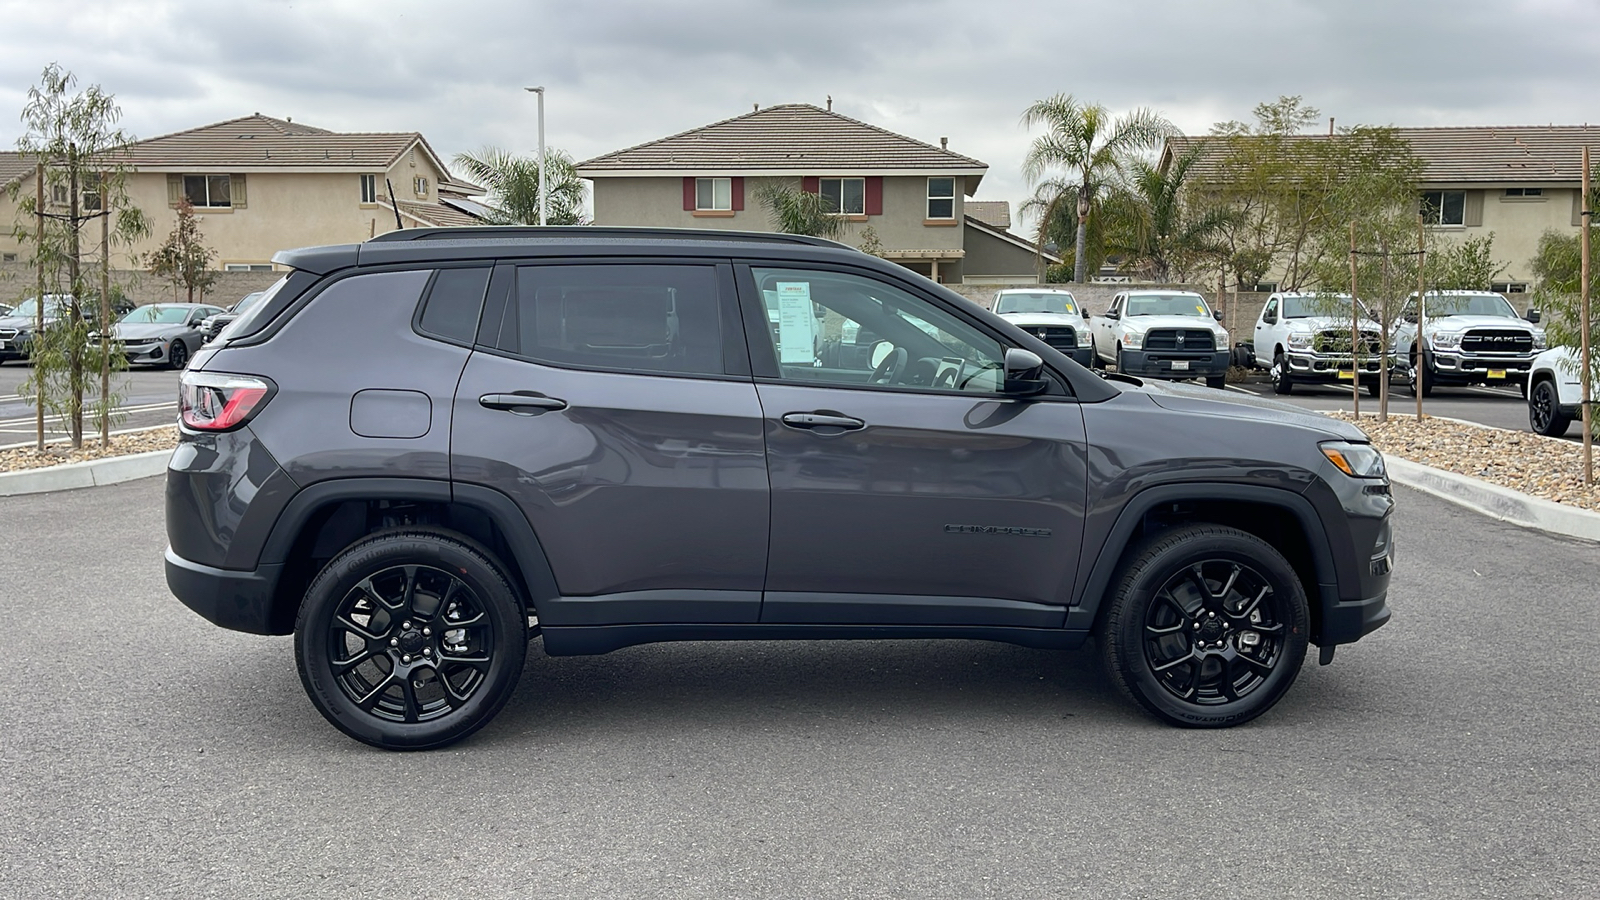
[750,267,1004,393]
[497,265,722,376]
[417,267,490,344]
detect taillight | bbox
[179,371,276,431]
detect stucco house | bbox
[0,114,482,272]
[1164,125,1598,294]
[576,103,1053,284]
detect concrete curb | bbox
[0,449,171,498]
[1385,455,1600,544]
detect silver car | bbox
[112,303,225,369]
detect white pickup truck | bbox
[1252,292,1387,396]
[1393,291,1546,396]
[1090,289,1230,388]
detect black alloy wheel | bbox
[296,530,527,750]
[1100,524,1308,727]
[1271,353,1293,395]
[167,339,189,370]
[1529,379,1573,437]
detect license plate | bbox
[1488,369,1506,379]
[1336,370,1353,380]
[1170,360,1190,371]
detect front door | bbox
[739,264,1088,627]
[451,261,768,625]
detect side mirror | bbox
[1263,312,1277,324]
[1213,309,1224,321]
[1105,309,1121,320]
[1525,308,1542,324]
[1081,307,1091,319]
[1403,314,1418,324]
[1002,348,1049,396]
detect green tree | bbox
[451,146,587,225]
[856,225,884,257]
[1020,94,1174,282]
[1099,150,1234,282]
[1429,233,1507,290]
[8,63,149,449]
[754,181,848,239]
[146,199,217,301]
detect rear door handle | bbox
[479,393,568,415]
[780,412,865,431]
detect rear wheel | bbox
[295,529,528,750]
[1100,524,1309,728]
[1529,379,1573,437]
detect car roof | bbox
[996,287,1074,294]
[1124,289,1204,297]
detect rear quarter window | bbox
[416,267,491,345]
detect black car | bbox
[166,226,1393,750]
[201,290,267,342]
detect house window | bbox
[695,177,732,211]
[224,263,274,272]
[413,176,429,197]
[1491,282,1529,294]
[360,174,377,204]
[1504,187,1543,198]
[2,253,17,263]
[927,178,955,219]
[1420,190,1465,225]
[819,178,865,215]
[1252,282,1278,293]
[184,175,232,208]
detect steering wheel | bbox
[869,346,908,385]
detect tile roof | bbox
[965,200,1010,229]
[127,114,425,169]
[0,151,33,189]
[576,103,987,187]
[385,198,484,228]
[1166,125,1600,185]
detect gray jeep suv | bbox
[166,227,1393,750]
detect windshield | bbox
[1126,293,1210,317]
[9,298,68,318]
[233,291,266,313]
[995,292,1077,316]
[1282,295,1355,318]
[1421,293,1519,318]
[119,305,192,325]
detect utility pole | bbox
[34,162,45,453]
[526,86,547,226]
[1350,221,1361,418]
[1582,146,1593,485]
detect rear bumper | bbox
[1119,349,1229,378]
[165,546,287,635]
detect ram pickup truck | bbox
[991,288,1094,367]
[1393,290,1546,396]
[1252,292,1387,396]
[1091,289,1230,388]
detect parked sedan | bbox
[111,303,225,369]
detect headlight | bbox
[1533,331,1547,350]
[1430,331,1463,350]
[1077,329,1092,347]
[1216,329,1229,346]
[1286,332,1313,350]
[1122,330,1143,350]
[1321,441,1387,479]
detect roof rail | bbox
[366,225,854,250]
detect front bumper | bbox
[1118,348,1229,379]
[120,341,168,364]
[1284,351,1389,384]
[1422,349,1535,384]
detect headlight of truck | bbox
[1122,330,1143,350]
[1216,329,1229,346]
[1533,331,1547,350]
[1320,441,1387,479]
[1077,329,1092,347]
[1430,331,1463,350]
[1286,332,1313,350]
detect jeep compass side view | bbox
[166,227,1392,749]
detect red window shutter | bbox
[865,177,883,216]
[683,177,696,210]
[732,177,745,211]
[802,176,819,194]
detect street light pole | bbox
[525,86,546,226]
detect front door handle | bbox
[479,393,568,415]
[781,411,866,431]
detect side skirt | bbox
[539,623,1089,656]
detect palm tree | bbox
[1020,94,1174,282]
[452,146,588,225]
[1100,150,1234,282]
[754,181,849,239]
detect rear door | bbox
[738,263,1088,627]
[451,260,768,625]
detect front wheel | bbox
[1100,524,1309,728]
[1529,379,1573,437]
[167,339,189,370]
[1270,353,1293,395]
[295,529,528,750]
[1366,378,1382,398]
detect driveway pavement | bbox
[1,476,1596,898]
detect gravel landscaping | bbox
[0,426,178,474]
[1330,411,1600,511]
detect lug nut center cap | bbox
[1198,618,1226,641]
[398,630,426,654]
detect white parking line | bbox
[0,401,173,429]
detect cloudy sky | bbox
[2,0,1597,228]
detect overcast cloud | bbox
[2,0,1597,229]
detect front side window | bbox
[696,177,732,211]
[496,265,723,376]
[1420,190,1465,225]
[927,177,955,219]
[184,175,232,208]
[751,267,1004,393]
[819,178,865,215]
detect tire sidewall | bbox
[295,532,526,750]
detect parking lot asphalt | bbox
[1223,375,1551,433]
[2,476,1597,899]
[0,363,178,448]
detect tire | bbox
[295,529,528,750]
[1366,379,1382,398]
[1115,346,1125,374]
[1100,524,1309,728]
[1090,340,1105,370]
[1206,374,1227,389]
[167,339,189,371]
[1405,353,1433,397]
[1270,353,1293,395]
[1529,378,1573,437]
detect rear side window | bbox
[417,267,491,344]
[494,264,722,376]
